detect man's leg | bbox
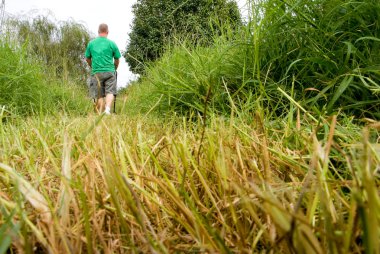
[104,94,114,114]
[90,76,102,114]
[96,98,105,114]
[104,72,117,114]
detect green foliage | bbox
[0,14,93,116]
[130,0,380,119]
[0,39,90,116]
[141,37,249,116]
[118,79,162,116]
[257,0,380,117]
[6,15,92,83]
[125,0,241,74]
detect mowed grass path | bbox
[0,114,379,253]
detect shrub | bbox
[0,39,89,116]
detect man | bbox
[85,23,121,115]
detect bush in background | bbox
[5,14,92,84]
[125,0,241,74]
[0,39,89,116]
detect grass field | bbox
[1,0,380,252]
[1,110,379,253]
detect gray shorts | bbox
[88,72,117,99]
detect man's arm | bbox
[86,58,92,67]
[114,58,120,70]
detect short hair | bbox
[98,23,108,34]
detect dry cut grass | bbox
[0,113,379,253]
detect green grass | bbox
[0,13,92,118]
[125,0,380,120]
[0,39,91,117]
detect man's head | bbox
[98,23,109,36]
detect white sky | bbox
[4,0,248,88]
[5,0,138,88]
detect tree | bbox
[125,0,241,74]
[8,15,91,82]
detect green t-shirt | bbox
[85,36,121,74]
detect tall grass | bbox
[0,40,88,116]
[126,0,380,120]
[0,112,379,253]
[0,1,379,253]
[256,0,380,118]
[0,14,92,117]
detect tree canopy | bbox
[125,0,241,74]
[7,15,91,82]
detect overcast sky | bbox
[5,0,138,88]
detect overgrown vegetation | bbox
[6,14,92,82]
[0,14,92,116]
[0,39,89,116]
[258,0,380,118]
[0,113,379,253]
[128,0,380,119]
[0,0,379,253]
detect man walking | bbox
[85,23,121,115]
